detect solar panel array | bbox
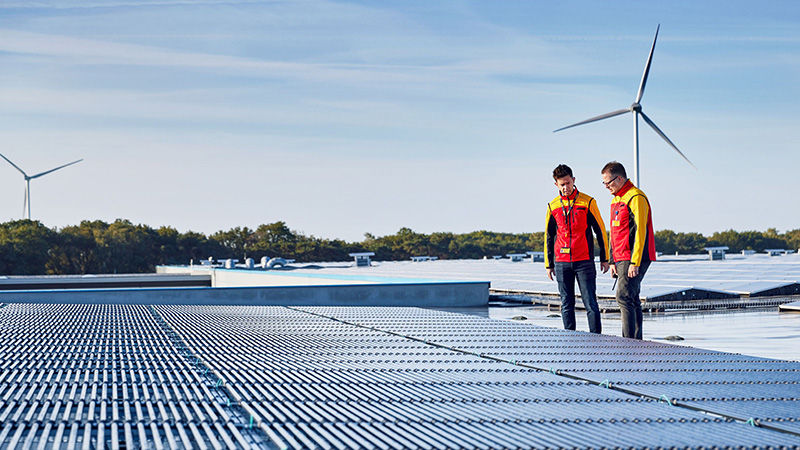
[1,302,799,448]
[0,304,265,448]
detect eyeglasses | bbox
[602,175,619,187]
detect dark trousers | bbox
[614,260,651,340]
[555,260,601,333]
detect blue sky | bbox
[0,0,798,241]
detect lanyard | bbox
[558,189,577,256]
[559,189,577,223]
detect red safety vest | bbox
[544,189,609,268]
[609,180,656,265]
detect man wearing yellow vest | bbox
[544,164,609,333]
[601,161,656,340]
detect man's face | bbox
[601,171,624,195]
[554,175,575,197]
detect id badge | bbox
[560,247,571,254]
[612,220,620,227]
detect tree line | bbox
[1,219,798,275]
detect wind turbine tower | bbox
[0,153,83,220]
[554,25,695,186]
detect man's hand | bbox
[600,261,609,274]
[547,268,555,281]
[609,264,617,277]
[628,264,640,278]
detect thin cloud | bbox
[0,29,338,77]
[539,34,800,44]
[0,0,275,9]
[0,29,554,85]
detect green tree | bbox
[707,229,788,253]
[178,231,217,264]
[250,222,298,258]
[655,229,707,254]
[102,219,158,273]
[46,223,99,274]
[211,226,254,260]
[0,220,56,275]
[783,229,800,252]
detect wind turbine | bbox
[553,25,694,186]
[0,152,83,220]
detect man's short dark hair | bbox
[601,161,627,179]
[552,164,573,180]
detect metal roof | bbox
[0,273,210,291]
[279,253,800,301]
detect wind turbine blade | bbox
[639,111,695,168]
[553,108,631,133]
[635,24,660,104]
[29,159,83,179]
[0,152,28,177]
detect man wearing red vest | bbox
[544,164,609,333]
[601,161,656,340]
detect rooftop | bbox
[275,253,800,303]
[0,303,798,447]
